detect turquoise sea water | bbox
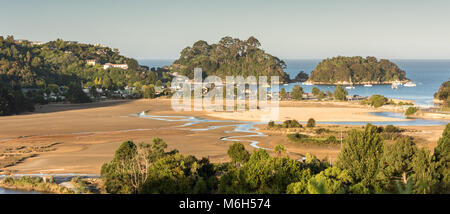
[139,59,450,106]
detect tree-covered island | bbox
[170,36,290,83]
[307,56,408,85]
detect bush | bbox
[368,95,388,108]
[384,125,400,133]
[291,85,304,100]
[282,120,302,128]
[268,121,275,128]
[405,107,418,116]
[307,118,316,128]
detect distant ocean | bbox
[139,59,450,106]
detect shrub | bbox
[268,121,275,128]
[384,125,400,133]
[307,118,316,128]
[368,95,388,108]
[282,120,302,128]
[405,107,418,116]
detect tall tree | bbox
[336,124,383,193]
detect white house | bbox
[103,63,128,70]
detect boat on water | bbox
[391,84,398,89]
[345,86,355,89]
[302,82,314,86]
[404,81,417,87]
[283,83,289,86]
[363,84,373,87]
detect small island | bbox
[307,56,408,85]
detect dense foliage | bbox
[308,56,407,84]
[0,83,34,115]
[171,36,290,83]
[434,81,450,106]
[0,35,163,89]
[102,123,450,194]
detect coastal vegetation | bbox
[0,176,74,193]
[170,36,290,83]
[308,56,407,84]
[435,81,450,107]
[100,123,450,194]
[0,35,169,115]
[405,107,419,116]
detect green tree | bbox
[66,83,91,103]
[368,95,388,108]
[274,144,286,157]
[434,123,450,193]
[142,85,156,99]
[378,137,417,191]
[227,143,250,164]
[291,85,304,100]
[333,85,348,101]
[336,124,383,192]
[280,88,287,100]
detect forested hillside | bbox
[0,35,163,89]
[171,36,290,83]
[308,56,408,84]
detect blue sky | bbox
[1,0,449,59]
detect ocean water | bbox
[139,59,450,106]
[282,59,450,106]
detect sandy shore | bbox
[0,99,446,175]
[208,100,410,122]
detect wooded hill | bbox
[0,35,163,89]
[171,36,290,83]
[308,56,408,84]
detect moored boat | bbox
[404,81,417,87]
[363,84,372,87]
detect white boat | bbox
[345,86,355,90]
[302,82,314,86]
[391,84,398,89]
[283,83,289,86]
[404,81,417,87]
[363,84,373,87]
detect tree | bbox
[405,107,418,116]
[311,87,321,97]
[306,167,353,194]
[307,118,316,128]
[434,123,450,193]
[368,95,388,108]
[227,143,250,164]
[142,85,156,99]
[336,124,383,192]
[66,83,91,103]
[280,88,287,100]
[274,144,286,157]
[101,141,138,194]
[102,77,112,89]
[333,85,348,101]
[155,80,163,87]
[291,85,304,100]
[378,137,417,191]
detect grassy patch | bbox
[0,176,74,194]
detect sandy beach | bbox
[0,98,446,175]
